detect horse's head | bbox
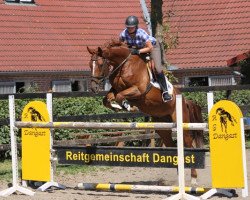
[87,46,110,94]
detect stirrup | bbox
[162,91,172,102]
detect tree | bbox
[240,58,250,84]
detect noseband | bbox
[90,56,108,83]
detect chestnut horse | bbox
[87,41,203,185]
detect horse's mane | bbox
[104,39,127,49]
[100,39,130,58]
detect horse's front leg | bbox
[115,86,141,112]
[103,88,123,111]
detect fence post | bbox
[0,96,35,197]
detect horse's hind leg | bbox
[156,129,175,147]
[184,130,198,186]
[152,116,176,186]
[152,116,175,147]
[184,100,205,186]
[172,101,199,186]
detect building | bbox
[0,0,147,93]
[227,50,250,84]
[160,0,250,87]
[0,0,249,93]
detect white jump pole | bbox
[0,95,35,197]
[240,118,248,198]
[37,93,66,191]
[207,92,214,114]
[164,95,199,200]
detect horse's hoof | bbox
[110,102,123,110]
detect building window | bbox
[0,81,30,94]
[52,79,89,92]
[52,81,71,92]
[208,76,235,86]
[185,75,235,87]
[0,82,15,94]
[186,77,208,87]
[5,0,35,5]
[104,79,111,91]
[72,79,88,92]
[82,79,89,91]
[16,82,25,93]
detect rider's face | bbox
[127,26,136,34]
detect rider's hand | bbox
[130,48,140,55]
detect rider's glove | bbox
[130,48,140,55]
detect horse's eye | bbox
[98,61,103,67]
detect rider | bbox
[119,15,172,102]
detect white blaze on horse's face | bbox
[92,60,97,77]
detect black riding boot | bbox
[157,72,172,102]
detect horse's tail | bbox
[186,100,204,148]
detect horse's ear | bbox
[97,47,103,56]
[87,46,95,54]
[121,41,127,46]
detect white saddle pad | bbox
[151,78,173,95]
[148,70,173,95]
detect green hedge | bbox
[184,90,250,119]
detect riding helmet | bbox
[125,16,139,27]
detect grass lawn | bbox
[0,159,17,182]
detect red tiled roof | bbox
[0,0,147,72]
[163,0,250,69]
[1,0,249,72]
[227,50,250,66]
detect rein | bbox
[108,53,132,77]
[91,52,132,83]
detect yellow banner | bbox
[209,100,244,188]
[21,101,50,181]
